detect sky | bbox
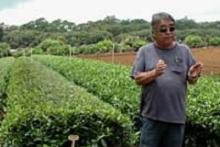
[0,0,220,26]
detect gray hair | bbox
[151,12,175,38]
[151,12,175,29]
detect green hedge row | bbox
[34,55,220,146]
[0,57,14,121]
[187,77,220,126]
[33,55,140,118]
[0,57,136,146]
[0,57,14,97]
[184,77,220,146]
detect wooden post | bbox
[112,43,115,64]
[68,135,79,147]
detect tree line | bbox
[0,16,220,57]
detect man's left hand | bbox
[188,61,203,80]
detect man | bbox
[131,12,203,147]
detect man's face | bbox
[154,19,176,48]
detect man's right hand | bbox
[134,59,167,86]
[154,59,167,76]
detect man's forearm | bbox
[134,70,158,86]
[134,60,166,86]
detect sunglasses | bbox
[159,26,175,33]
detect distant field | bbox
[78,46,220,75]
[192,47,220,75]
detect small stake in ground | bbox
[68,135,79,147]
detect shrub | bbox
[33,55,140,118]
[97,40,114,53]
[0,57,14,122]
[209,37,220,46]
[37,39,70,55]
[0,43,11,57]
[0,57,136,146]
[184,35,207,48]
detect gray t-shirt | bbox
[131,42,195,124]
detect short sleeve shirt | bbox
[131,42,195,124]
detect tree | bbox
[21,18,49,32]
[176,17,198,30]
[3,30,43,48]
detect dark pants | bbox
[140,118,185,147]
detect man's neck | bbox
[154,41,176,49]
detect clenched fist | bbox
[154,59,167,76]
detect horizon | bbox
[0,0,220,26]
[1,15,219,27]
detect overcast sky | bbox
[0,0,220,25]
